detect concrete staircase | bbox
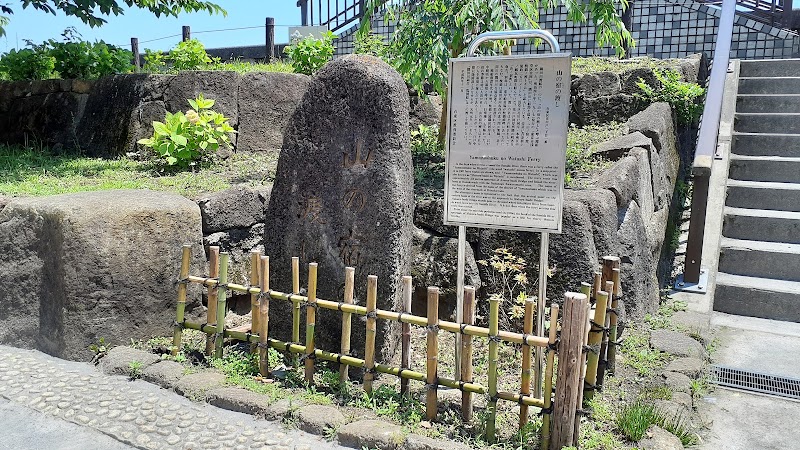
[714,59,800,323]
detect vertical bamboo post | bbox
[130,37,140,72]
[519,296,535,428]
[291,256,301,366]
[249,250,261,352]
[574,299,592,439]
[182,25,191,41]
[597,280,615,392]
[400,275,413,396]
[339,266,355,383]
[592,271,602,304]
[551,292,589,449]
[608,267,622,375]
[172,245,191,356]
[304,262,318,383]
[425,287,440,422]
[214,252,230,359]
[461,286,476,422]
[486,295,500,443]
[364,275,378,394]
[205,246,220,356]
[265,17,275,62]
[584,289,609,401]
[540,303,560,450]
[258,256,270,377]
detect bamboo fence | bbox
[172,244,627,449]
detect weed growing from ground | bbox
[620,327,668,376]
[128,361,143,380]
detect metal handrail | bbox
[682,0,736,287]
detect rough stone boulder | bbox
[237,72,310,153]
[627,102,680,211]
[411,227,481,320]
[0,190,205,361]
[263,54,413,362]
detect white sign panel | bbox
[443,53,571,233]
[288,26,329,41]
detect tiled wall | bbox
[335,0,800,59]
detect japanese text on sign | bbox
[444,54,571,233]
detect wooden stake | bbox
[292,256,301,346]
[172,245,191,356]
[540,303,560,450]
[461,286,476,422]
[339,267,355,383]
[258,256,270,377]
[425,287,440,422]
[597,280,615,392]
[486,295,500,443]
[364,275,378,394]
[205,246,220,356]
[249,250,261,353]
[304,262,318,383]
[214,253,230,359]
[551,292,589,449]
[592,271,602,305]
[584,289,609,401]
[608,267,622,375]
[574,299,591,440]
[400,275,413,396]
[519,296,535,428]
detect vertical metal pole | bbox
[265,17,275,63]
[130,37,140,72]
[182,25,191,42]
[298,0,309,26]
[683,171,710,284]
[455,225,466,381]
[535,232,548,398]
[622,0,634,59]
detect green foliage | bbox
[128,360,143,379]
[47,30,132,79]
[143,49,168,72]
[207,58,294,74]
[565,122,627,186]
[0,1,226,37]
[620,327,667,376]
[478,248,531,327]
[571,56,669,75]
[410,124,444,158]
[284,31,335,75]
[616,401,657,441]
[637,69,705,125]
[170,38,216,71]
[354,31,391,62]
[137,94,235,169]
[348,384,424,425]
[0,46,55,80]
[88,337,109,362]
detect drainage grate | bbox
[710,365,800,400]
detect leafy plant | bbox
[128,360,143,380]
[170,38,216,71]
[88,337,109,364]
[137,94,235,169]
[143,49,168,72]
[0,46,56,80]
[354,31,391,62]
[637,69,706,125]
[48,40,132,79]
[616,401,657,441]
[284,31,335,75]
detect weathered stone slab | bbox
[296,405,346,435]
[0,190,205,361]
[237,72,310,152]
[411,228,481,320]
[206,387,272,416]
[204,223,265,288]
[566,189,618,257]
[164,71,241,129]
[660,371,692,394]
[650,329,707,359]
[99,346,161,376]
[142,360,186,389]
[198,186,266,234]
[621,67,661,95]
[638,425,683,450]
[574,71,621,97]
[174,371,227,400]
[615,201,659,317]
[409,94,443,129]
[596,154,640,209]
[404,434,471,450]
[338,419,405,449]
[263,54,413,361]
[665,357,706,378]
[591,131,653,161]
[630,146,656,224]
[628,102,680,207]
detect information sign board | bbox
[443,53,571,233]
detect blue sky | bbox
[1,1,302,53]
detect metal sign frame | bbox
[445,30,567,398]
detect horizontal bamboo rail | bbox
[185,275,549,348]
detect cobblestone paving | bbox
[0,346,342,450]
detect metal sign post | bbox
[447,30,567,398]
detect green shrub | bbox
[354,31,391,62]
[137,94,235,170]
[143,49,168,72]
[47,39,132,79]
[0,47,56,81]
[616,401,658,441]
[170,38,216,71]
[284,31,335,75]
[637,69,705,125]
[410,124,443,158]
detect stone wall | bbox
[0,71,310,157]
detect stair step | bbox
[736,95,800,113]
[726,180,800,212]
[718,237,800,282]
[732,133,800,157]
[738,77,800,95]
[739,59,800,78]
[728,154,800,183]
[714,273,800,323]
[734,113,800,134]
[722,207,800,244]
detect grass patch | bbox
[571,57,673,75]
[565,122,627,186]
[207,59,295,74]
[620,326,668,377]
[0,145,277,199]
[616,400,698,446]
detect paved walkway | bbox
[0,345,342,450]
